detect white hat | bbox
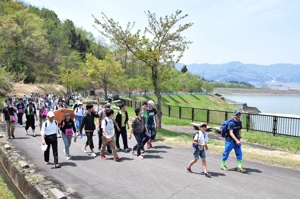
[47,111,55,118]
[78,102,83,105]
[41,144,48,151]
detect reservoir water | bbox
[223,95,300,117]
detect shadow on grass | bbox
[177,95,189,104]
[168,95,181,104]
[191,95,201,101]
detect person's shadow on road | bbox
[231,167,262,175]
[152,146,172,149]
[71,155,95,161]
[193,172,226,178]
[145,150,167,154]
[144,154,163,159]
[59,162,78,167]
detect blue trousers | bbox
[222,141,242,161]
[75,116,83,130]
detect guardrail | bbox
[118,92,210,98]
[120,98,300,138]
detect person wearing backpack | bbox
[129,107,150,160]
[100,108,122,161]
[24,102,38,137]
[114,103,130,152]
[186,123,211,177]
[74,102,84,135]
[220,110,246,173]
[147,100,158,149]
[80,104,99,157]
[96,104,112,152]
[41,111,61,168]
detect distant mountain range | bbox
[175,62,300,83]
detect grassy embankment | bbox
[0,176,15,199]
[124,94,238,126]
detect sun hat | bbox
[78,102,83,105]
[148,100,154,107]
[65,112,71,116]
[47,111,55,118]
[200,123,207,127]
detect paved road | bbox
[2,123,300,199]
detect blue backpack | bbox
[221,118,235,137]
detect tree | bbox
[181,65,188,73]
[86,53,124,100]
[93,10,193,128]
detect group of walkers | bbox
[186,110,246,177]
[2,94,245,175]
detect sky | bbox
[22,0,300,65]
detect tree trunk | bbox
[152,67,162,129]
[104,82,108,101]
[144,90,147,96]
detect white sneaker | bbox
[82,148,87,153]
[63,149,66,156]
[25,131,29,135]
[137,155,143,160]
[57,134,61,138]
[66,156,71,160]
[33,133,36,137]
[91,153,97,157]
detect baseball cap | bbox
[47,112,55,118]
[233,110,241,115]
[200,123,207,127]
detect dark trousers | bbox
[133,132,143,156]
[17,113,23,125]
[115,127,128,149]
[142,130,150,146]
[25,118,35,130]
[86,132,94,150]
[98,129,111,151]
[44,135,58,164]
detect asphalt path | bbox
[2,123,300,199]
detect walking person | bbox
[24,102,38,137]
[74,102,84,135]
[54,99,64,137]
[80,104,99,157]
[100,108,122,161]
[114,103,130,152]
[16,98,25,127]
[41,112,60,168]
[147,100,158,149]
[141,102,150,153]
[60,113,76,160]
[37,98,49,132]
[220,110,246,173]
[96,104,112,152]
[129,107,150,160]
[1,99,17,139]
[186,123,211,177]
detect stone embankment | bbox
[215,88,300,96]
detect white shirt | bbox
[75,107,85,116]
[51,100,57,109]
[54,105,64,111]
[101,117,114,138]
[41,120,58,136]
[194,131,208,150]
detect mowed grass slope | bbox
[124,94,238,124]
[126,94,237,111]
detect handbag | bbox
[7,107,17,122]
[42,110,48,117]
[65,128,73,135]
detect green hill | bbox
[125,94,237,111]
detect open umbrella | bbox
[53,109,75,124]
